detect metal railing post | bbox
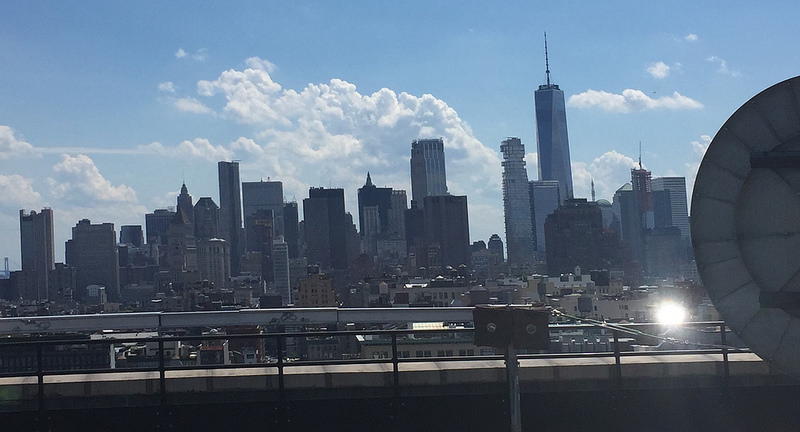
[158,338,166,407]
[36,343,44,412]
[277,335,285,403]
[391,333,399,397]
[720,325,730,380]
[613,329,622,381]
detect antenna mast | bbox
[638,141,643,169]
[544,32,551,86]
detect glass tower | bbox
[535,36,574,202]
[501,137,535,266]
[410,138,448,208]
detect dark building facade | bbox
[544,199,620,276]
[66,219,120,302]
[283,201,300,259]
[193,197,220,241]
[145,209,175,245]
[19,208,55,301]
[218,161,243,276]
[303,187,348,271]
[423,195,470,274]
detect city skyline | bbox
[2,2,800,268]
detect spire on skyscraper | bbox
[365,172,373,187]
[544,32,551,86]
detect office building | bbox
[651,177,690,240]
[218,161,243,276]
[303,187,348,270]
[501,137,535,267]
[544,199,620,276]
[534,37,574,202]
[66,219,120,302]
[388,190,408,239]
[145,208,175,245]
[423,195,470,274]
[410,138,448,208]
[242,180,285,242]
[272,237,291,305]
[357,172,393,255]
[529,180,561,257]
[119,225,144,247]
[19,208,55,301]
[177,183,194,228]
[283,201,300,259]
[197,238,230,289]
[487,234,504,263]
[193,197,220,241]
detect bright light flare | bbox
[656,302,686,325]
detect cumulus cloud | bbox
[173,97,214,114]
[138,139,234,162]
[188,57,501,217]
[0,173,43,209]
[572,150,639,200]
[158,81,175,93]
[0,125,37,159]
[707,56,740,77]
[685,34,698,42]
[568,89,703,112]
[49,154,138,203]
[646,61,670,79]
[175,48,208,61]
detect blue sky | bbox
[2,1,799,269]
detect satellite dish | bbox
[692,75,800,376]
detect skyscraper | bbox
[66,219,120,302]
[410,138,447,208]
[357,172,393,255]
[283,201,300,259]
[145,208,175,245]
[423,195,470,273]
[303,187,348,270]
[242,180,285,241]
[193,197,220,241]
[529,180,561,257]
[651,177,690,240]
[19,208,55,301]
[501,137,535,266]
[177,183,194,227]
[534,36,574,202]
[218,161,243,276]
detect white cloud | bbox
[158,81,175,93]
[572,150,639,201]
[707,56,740,77]
[0,125,37,159]
[568,89,703,112]
[646,61,670,79]
[174,97,214,114]
[190,56,501,230]
[685,34,698,42]
[49,154,138,203]
[138,139,234,162]
[175,47,208,61]
[0,173,43,209]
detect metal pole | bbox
[505,343,521,432]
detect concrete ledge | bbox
[0,352,782,412]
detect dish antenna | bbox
[692,75,800,376]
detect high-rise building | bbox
[193,197,220,241]
[197,238,230,289]
[145,208,175,245]
[487,234,504,263]
[651,177,690,240]
[177,183,194,227]
[19,208,55,301]
[423,195,470,274]
[283,202,300,259]
[272,237,291,305]
[357,172,393,255]
[534,36,574,202]
[303,187,348,270]
[410,138,448,208]
[544,199,620,276]
[529,180,561,257]
[66,219,120,302]
[119,225,144,247]
[218,161,243,276]
[501,137,535,266]
[242,180,285,242]
[631,164,654,230]
[388,190,408,239]
[612,183,644,263]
